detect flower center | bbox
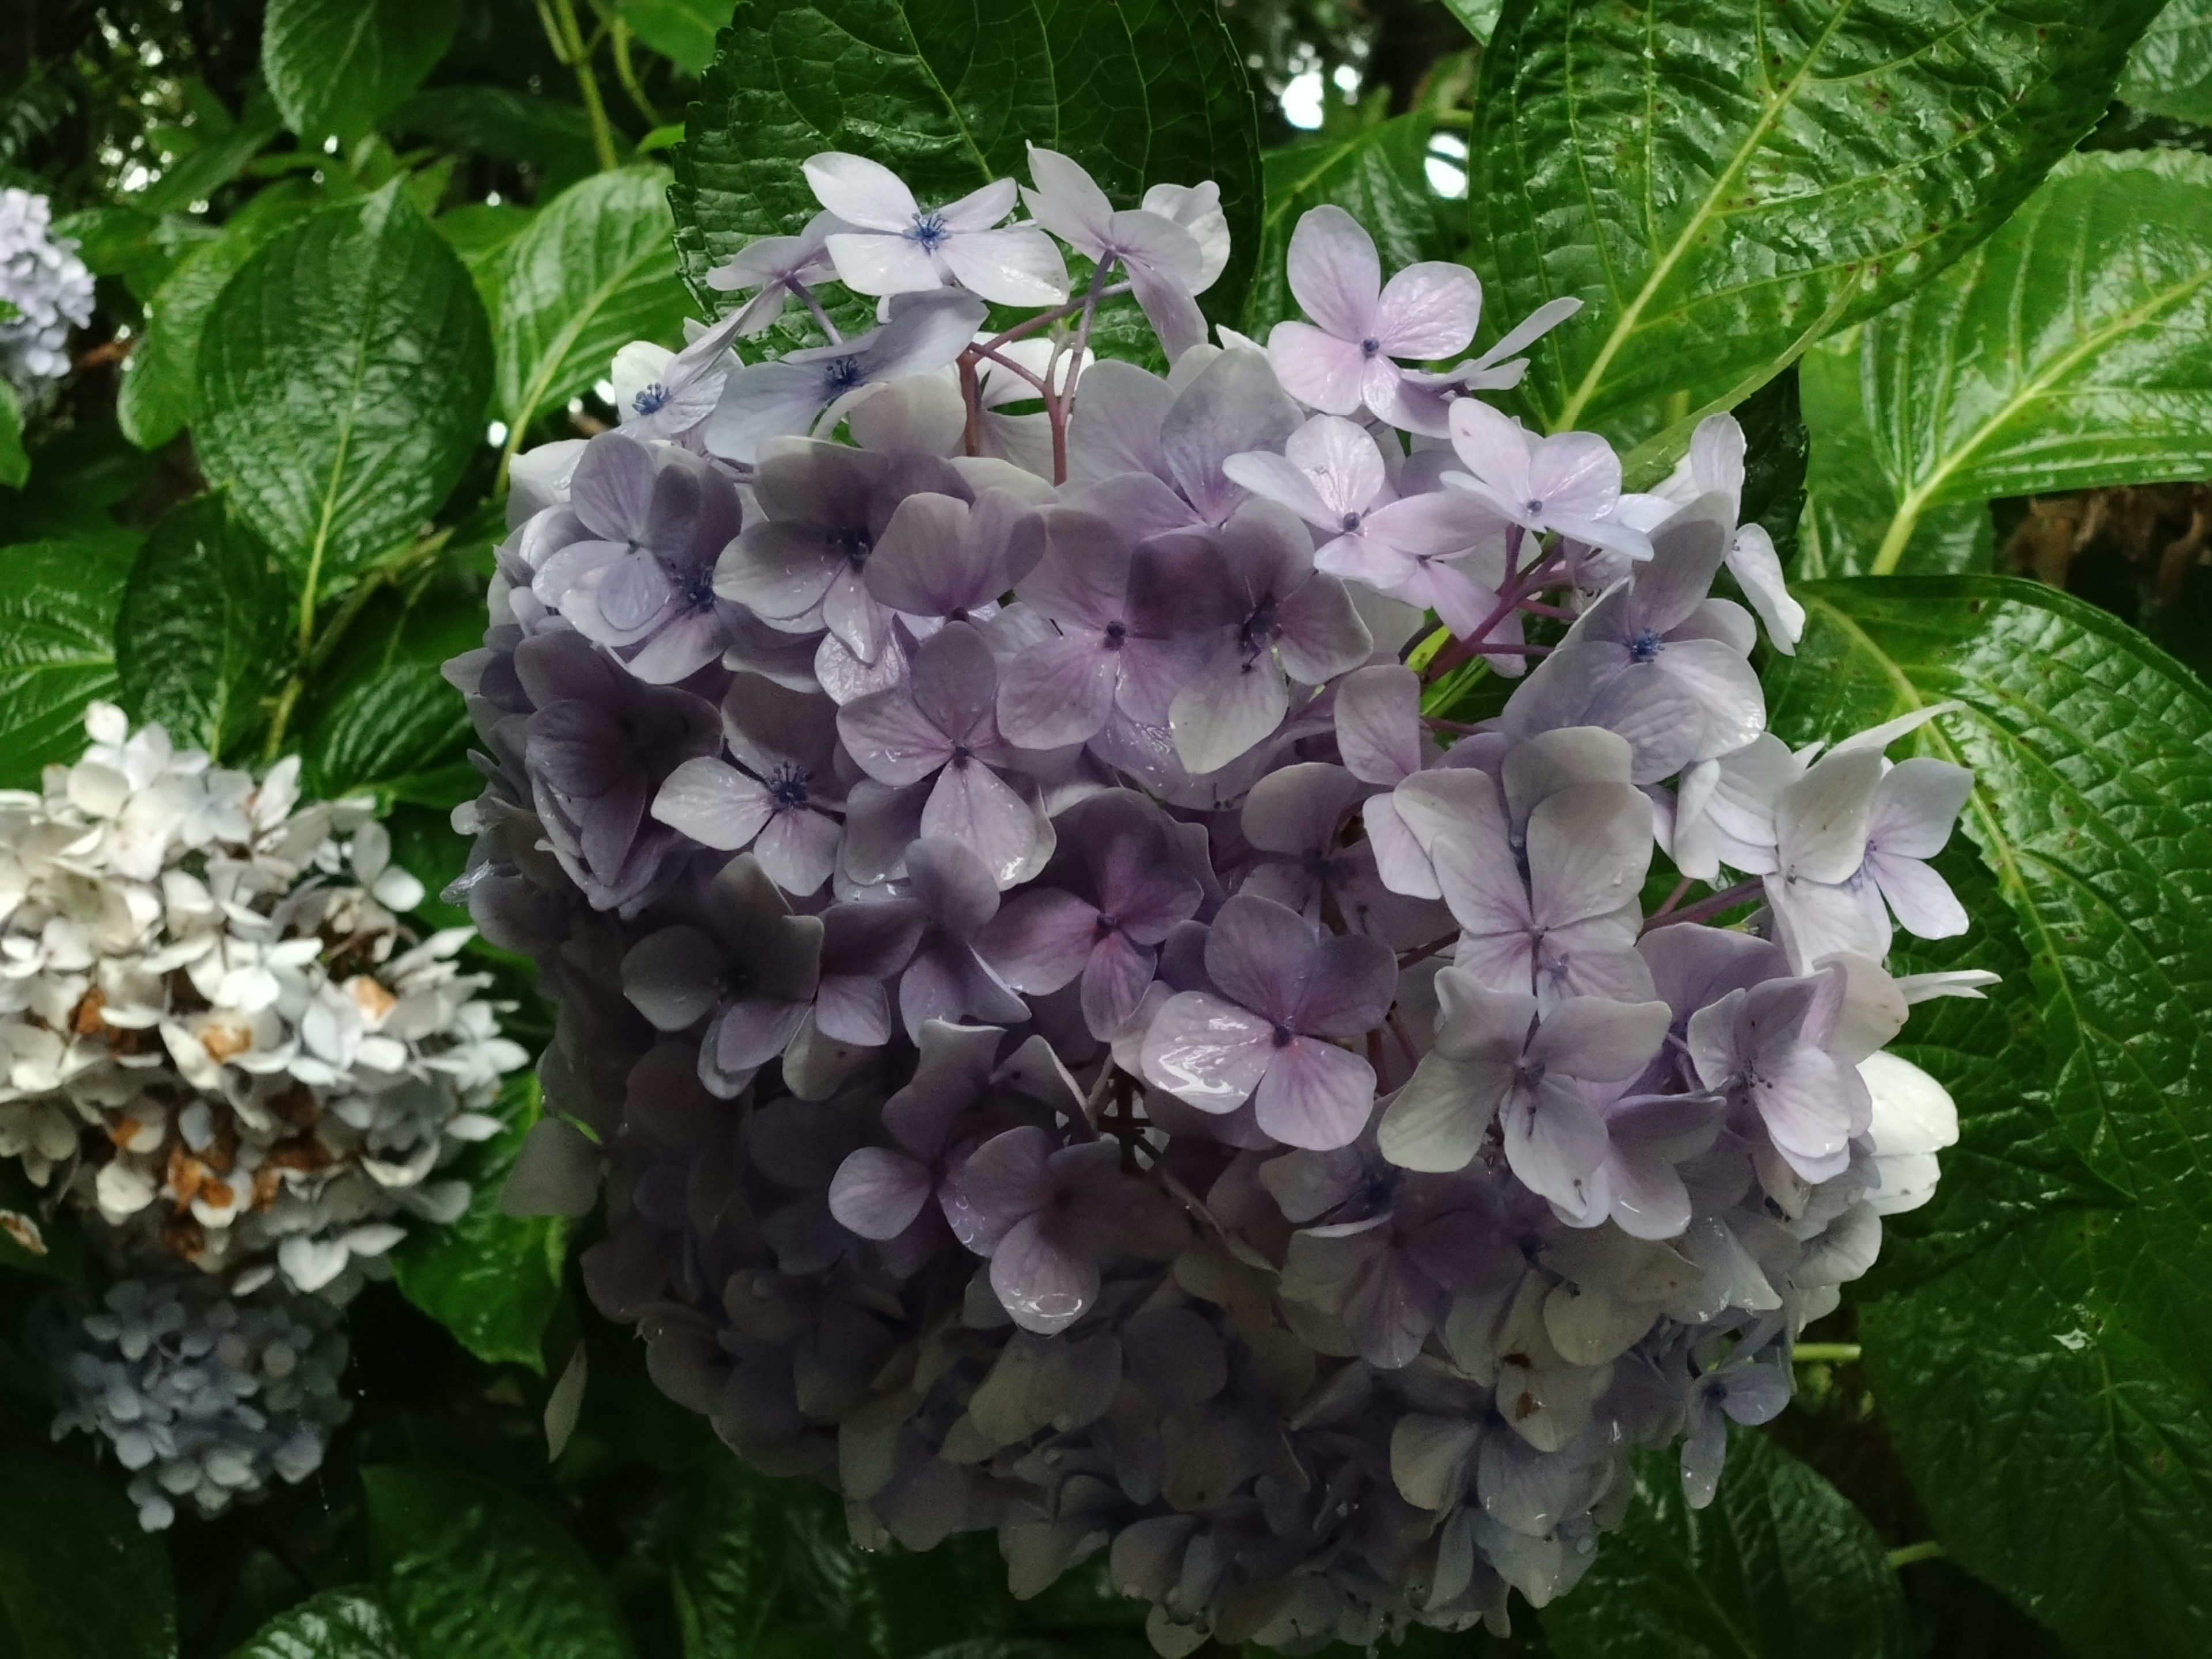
[1629,627,1662,664]
[822,355,866,395]
[681,567,717,611]
[906,212,950,251]
[1524,497,1546,517]
[768,763,810,809]
[1102,619,1128,650]
[834,528,873,570]
[1338,512,1362,532]
[1359,338,1381,358]
[1094,911,1119,937]
[1271,1022,1296,1048]
[1237,597,1279,657]
[632,382,670,416]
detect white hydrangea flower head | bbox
[0,704,527,1300]
[0,187,94,393]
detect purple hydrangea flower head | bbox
[1066,346,1301,538]
[861,487,1045,626]
[804,151,1069,306]
[1141,893,1395,1149]
[978,791,1203,1039]
[650,673,846,896]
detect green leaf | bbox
[0,1452,179,1658]
[365,1464,632,1659]
[389,1073,567,1372]
[0,537,135,789]
[262,0,459,146]
[2123,0,2212,122]
[494,168,689,437]
[118,183,322,452]
[300,658,474,805]
[1763,575,2212,1650]
[389,88,604,197]
[1799,150,2212,577]
[113,497,296,760]
[55,206,215,302]
[225,1590,407,1659]
[135,91,286,217]
[0,381,24,489]
[1240,115,1450,338]
[623,0,730,74]
[1731,366,1806,573]
[196,181,493,609]
[1539,1435,1910,1659]
[1442,0,1504,44]
[1471,0,2163,455]
[671,0,1263,342]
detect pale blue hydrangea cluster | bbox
[454,146,1987,1650]
[0,187,93,395]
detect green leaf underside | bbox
[1808,150,2212,576]
[1763,575,2212,1651]
[365,1465,632,1659]
[1240,115,1450,338]
[115,498,296,762]
[225,1589,407,1659]
[2122,0,2212,123]
[495,168,689,434]
[0,537,135,790]
[195,182,493,610]
[0,1453,179,1659]
[119,184,321,453]
[1471,0,2163,453]
[389,1073,566,1372]
[670,0,1263,347]
[1540,1435,1910,1659]
[262,0,458,145]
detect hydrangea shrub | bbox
[450,143,1986,1650]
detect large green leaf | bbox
[225,1590,407,1659]
[0,1453,178,1658]
[262,0,459,146]
[300,658,475,806]
[624,0,730,74]
[366,1465,631,1659]
[1240,115,1450,338]
[494,168,690,437]
[0,537,135,789]
[670,0,1263,343]
[1801,150,2212,577]
[389,88,604,198]
[114,497,296,761]
[2123,0,2212,122]
[1539,1435,1909,1659]
[1763,576,2212,1651]
[389,1073,567,1372]
[196,181,493,609]
[118,184,320,453]
[1470,0,2162,456]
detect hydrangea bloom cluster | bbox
[3,706,526,1526]
[0,187,94,394]
[1,704,525,1296]
[44,1273,350,1531]
[454,146,1987,1649]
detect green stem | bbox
[1886,1541,1945,1569]
[307,529,454,679]
[606,17,661,130]
[548,0,620,172]
[1793,1342,1862,1365]
[263,675,304,766]
[1869,491,1926,576]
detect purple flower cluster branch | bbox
[451,147,1991,1654]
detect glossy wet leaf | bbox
[366,1464,631,1658]
[389,1073,567,1372]
[1540,1435,1909,1659]
[262,0,459,145]
[1241,115,1452,336]
[0,1453,177,1658]
[115,497,296,761]
[0,536,134,789]
[196,182,492,605]
[1471,0,2162,454]
[670,0,1263,348]
[226,1590,407,1659]
[625,0,730,74]
[1732,367,1808,573]
[1807,151,2212,576]
[494,167,690,437]
[2122,0,2212,123]
[1764,575,2212,1650]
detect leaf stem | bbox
[263,674,304,766]
[1886,1541,1945,1569]
[546,0,620,172]
[603,14,661,130]
[1793,1342,1862,1364]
